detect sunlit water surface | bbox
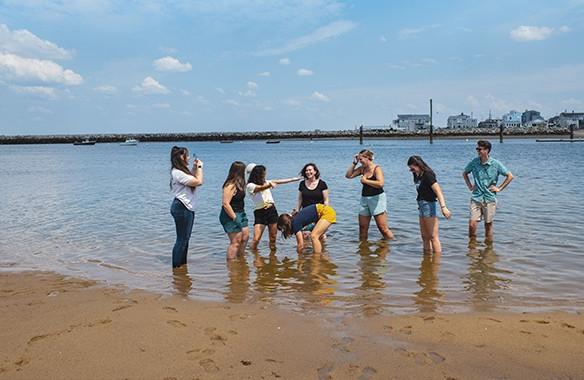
[1,139,582,316]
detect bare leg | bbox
[359,215,371,240]
[310,220,332,253]
[468,219,478,239]
[421,216,441,254]
[374,212,394,240]
[419,217,432,254]
[268,223,278,250]
[484,222,493,245]
[239,227,250,256]
[251,224,266,250]
[227,232,242,260]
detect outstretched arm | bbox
[271,177,302,185]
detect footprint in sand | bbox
[317,363,334,380]
[204,327,217,335]
[428,352,445,364]
[332,337,354,353]
[167,320,187,328]
[202,348,215,356]
[199,358,220,373]
[112,304,133,312]
[561,323,575,329]
[359,366,377,380]
[210,334,227,345]
[399,325,413,335]
[163,306,178,313]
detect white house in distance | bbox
[558,111,584,128]
[447,113,477,129]
[393,114,430,131]
[502,110,522,128]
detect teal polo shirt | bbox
[464,157,510,203]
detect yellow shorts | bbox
[316,204,337,224]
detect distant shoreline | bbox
[0,128,578,145]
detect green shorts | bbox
[359,193,387,217]
[219,209,249,233]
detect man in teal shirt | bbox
[463,140,513,243]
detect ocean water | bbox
[1,138,582,315]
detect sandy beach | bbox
[1,271,583,380]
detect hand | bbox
[353,154,359,165]
[468,184,476,192]
[489,185,500,193]
[441,206,452,219]
[269,181,277,189]
[194,159,203,169]
[360,175,367,184]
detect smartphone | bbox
[192,153,197,161]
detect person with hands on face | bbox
[220,161,250,260]
[345,149,394,241]
[169,146,204,268]
[407,155,451,254]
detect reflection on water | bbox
[464,243,513,311]
[2,139,584,314]
[415,253,442,313]
[172,266,193,297]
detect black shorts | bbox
[254,206,278,225]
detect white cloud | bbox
[284,99,302,107]
[297,68,313,76]
[152,102,171,108]
[279,58,291,65]
[380,35,387,43]
[0,24,72,60]
[94,85,118,94]
[196,95,209,105]
[510,26,554,41]
[181,89,191,96]
[421,58,437,64]
[239,81,258,97]
[311,91,330,102]
[399,24,440,39]
[153,56,192,72]
[11,85,57,98]
[225,99,239,106]
[247,81,258,89]
[466,95,480,108]
[258,71,271,77]
[28,105,53,114]
[0,53,82,85]
[257,20,357,56]
[132,76,169,95]
[216,87,225,94]
[559,25,571,33]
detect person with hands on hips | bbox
[219,161,250,260]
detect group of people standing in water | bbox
[169,140,513,267]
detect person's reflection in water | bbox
[414,253,442,313]
[464,244,512,312]
[252,249,281,297]
[172,265,193,297]
[225,255,250,303]
[296,252,338,305]
[357,240,389,316]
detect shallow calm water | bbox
[1,139,583,315]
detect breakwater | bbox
[0,126,571,145]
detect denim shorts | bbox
[219,209,249,233]
[417,200,437,218]
[359,192,387,217]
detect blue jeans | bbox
[170,198,194,268]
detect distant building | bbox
[502,110,522,128]
[478,118,502,129]
[558,111,584,129]
[521,110,544,126]
[447,113,477,129]
[393,114,430,131]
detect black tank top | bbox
[230,187,245,212]
[361,166,384,196]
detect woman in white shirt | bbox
[170,146,204,268]
[246,163,300,250]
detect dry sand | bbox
[1,271,583,380]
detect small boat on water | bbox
[266,140,280,144]
[120,138,138,146]
[73,139,96,146]
[220,140,234,144]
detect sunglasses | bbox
[476,147,485,152]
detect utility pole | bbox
[429,98,434,144]
[359,125,363,145]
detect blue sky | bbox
[0,0,582,135]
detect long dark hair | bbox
[223,161,246,190]
[299,162,320,179]
[407,155,434,182]
[170,146,190,189]
[248,165,267,185]
[277,213,293,239]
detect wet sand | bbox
[1,271,583,379]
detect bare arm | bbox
[250,182,273,194]
[346,163,363,179]
[271,177,302,185]
[295,232,305,254]
[222,184,237,221]
[186,160,204,187]
[462,171,474,191]
[431,182,451,219]
[296,191,303,211]
[490,172,514,193]
[322,189,330,206]
[360,166,384,188]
